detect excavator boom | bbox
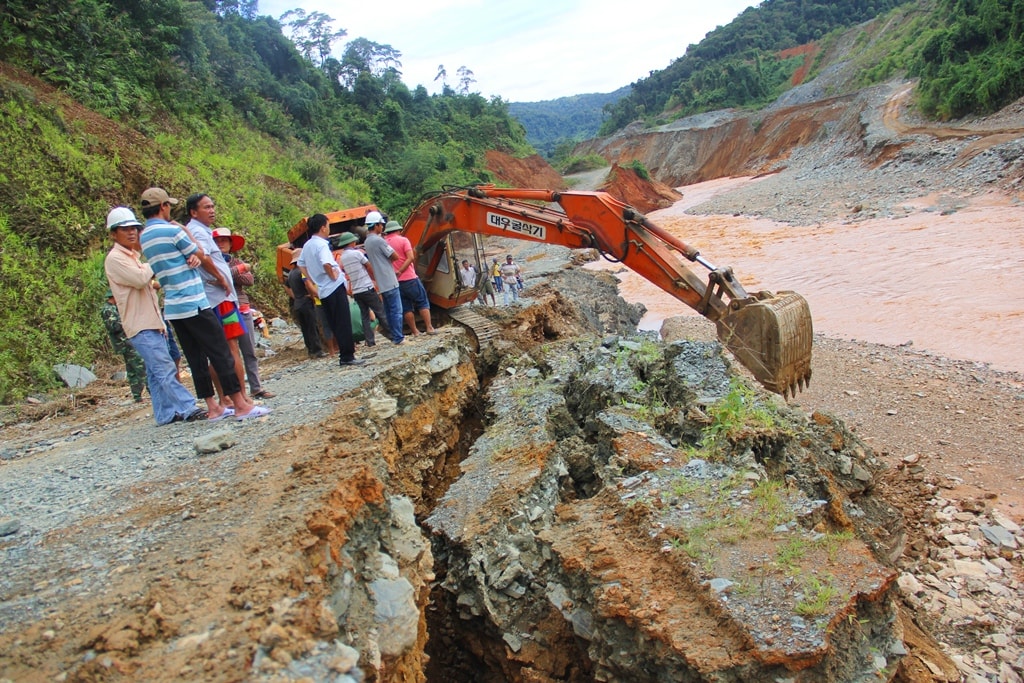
[403,185,812,397]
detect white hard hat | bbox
[106,206,142,230]
[364,210,383,226]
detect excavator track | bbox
[446,305,502,351]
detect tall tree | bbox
[456,66,475,95]
[279,9,346,67]
[337,38,402,88]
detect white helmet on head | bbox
[106,206,142,230]
[365,210,383,226]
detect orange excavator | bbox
[401,185,813,397]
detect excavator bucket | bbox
[715,291,813,398]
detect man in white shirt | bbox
[459,259,477,289]
[298,214,366,366]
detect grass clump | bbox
[627,159,650,181]
[751,479,795,527]
[701,378,779,455]
[795,575,840,617]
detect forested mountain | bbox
[599,0,1024,134]
[600,0,912,134]
[0,0,529,399]
[508,87,630,159]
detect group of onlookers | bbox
[103,188,273,425]
[102,195,529,426]
[285,211,439,363]
[460,255,524,307]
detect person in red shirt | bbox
[383,221,437,336]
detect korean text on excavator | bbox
[402,185,813,398]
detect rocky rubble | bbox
[897,490,1024,683]
[425,327,910,681]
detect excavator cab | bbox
[416,232,485,308]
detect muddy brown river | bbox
[588,177,1024,373]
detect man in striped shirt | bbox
[138,187,269,422]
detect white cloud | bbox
[259,0,760,101]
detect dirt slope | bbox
[485,151,566,189]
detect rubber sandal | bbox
[253,390,276,399]
[184,408,208,422]
[209,407,235,422]
[236,405,271,421]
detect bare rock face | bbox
[426,335,906,681]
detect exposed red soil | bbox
[597,163,682,214]
[778,43,820,86]
[485,151,567,189]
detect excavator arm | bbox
[403,185,812,397]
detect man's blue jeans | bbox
[380,287,404,343]
[129,329,198,425]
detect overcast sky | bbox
[257,1,761,102]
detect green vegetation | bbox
[0,214,107,400]
[595,0,1024,134]
[795,575,840,617]
[627,160,651,182]
[751,479,794,527]
[0,0,531,400]
[600,0,911,134]
[776,536,810,571]
[815,529,856,563]
[701,378,779,455]
[910,0,1024,118]
[556,153,609,176]
[508,87,630,159]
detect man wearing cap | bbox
[384,220,437,336]
[138,187,269,421]
[185,193,252,408]
[362,211,405,345]
[213,227,274,399]
[335,231,391,348]
[103,206,204,424]
[297,213,366,367]
[285,250,325,358]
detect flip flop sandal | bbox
[184,408,209,422]
[236,405,271,421]
[209,407,235,422]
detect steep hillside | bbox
[575,6,1024,204]
[599,0,915,135]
